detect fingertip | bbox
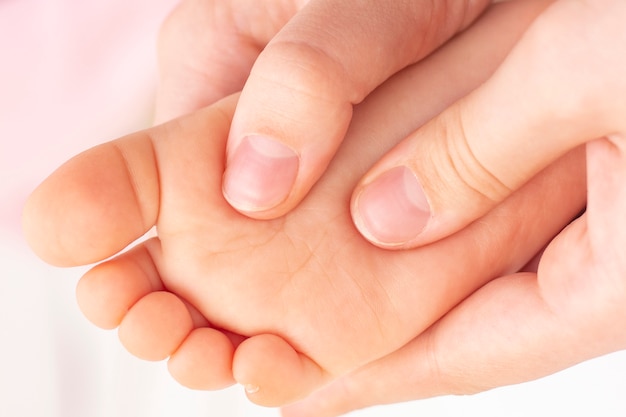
[118,291,193,362]
[232,334,329,407]
[349,106,514,251]
[168,327,235,391]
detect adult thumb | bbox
[351,0,626,249]
[222,0,491,219]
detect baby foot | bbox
[23,4,587,404]
[23,92,584,406]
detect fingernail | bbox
[223,136,299,212]
[355,166,430,246]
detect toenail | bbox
[244,383,260,394]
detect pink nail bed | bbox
[223,135,298,212]
[356,166,430,246]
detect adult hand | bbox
[282,1,626,416]
[155,0,492,219]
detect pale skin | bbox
[22,1,586,409]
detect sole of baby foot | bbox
[232,334,330,407]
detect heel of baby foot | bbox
[232,334,329,407]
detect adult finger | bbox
[155,0,304,123]
[351,0,626,249]
[222,0,491,218]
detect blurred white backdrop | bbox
[1,1,625,416]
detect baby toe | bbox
[168,327,235,390]
[233,334,330,406]
[118,291,193,361]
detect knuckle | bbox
[432,104,512,207]
[253,38,353,105]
